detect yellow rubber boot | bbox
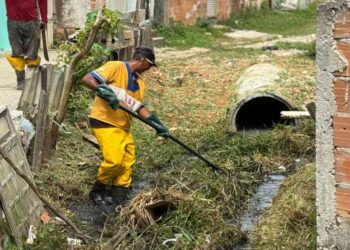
[25,57,41,67]
[6,55,25,71]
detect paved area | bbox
[224,30,274,40]
[237,34,316,49]
[0,49,58,110]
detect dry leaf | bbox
[40,210,51,224]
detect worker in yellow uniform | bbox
[81,46,169,206]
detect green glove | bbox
[96,84,119,110]
[146,114,170,138]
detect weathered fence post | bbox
[32,66,49,172]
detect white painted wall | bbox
[106,0,137,12]
[126,0,138,11]
[61,0,90,27]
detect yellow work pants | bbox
[93,127,135,187]
[6,55,25,71]
[6,56,41,71]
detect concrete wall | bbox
[53,0,90,28]
[316,1,350,248]
[54,0,139,28]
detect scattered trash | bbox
[67,237,82,246]
[262,45,278,51]
[295,159,301,163]
[162,233,183,246]
[40,210,51,224]
[77,162,87,167]
[26,225,37,245]
[20,116,36,152]
[278,165,287,172]
[10,109,36,152]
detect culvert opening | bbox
[234,95,294,131]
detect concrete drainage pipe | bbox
[227,64,295,133]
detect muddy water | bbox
[235,174,286,249]
[69,178,151,239]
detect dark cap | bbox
[134,46,157,67]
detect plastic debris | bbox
[162,233,183,246]
[9,109,36,153]
[67,237,83,246]
[26,225,37,244]
[278,165,286,172]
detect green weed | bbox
[251,163,316,249]
[222,2,317,35]
[155,23,225,49]
[276,41,316,58]
[23,224,68,250]
[30,18,316,248]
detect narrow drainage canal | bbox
[234,174,286,250]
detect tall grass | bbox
[222,2,317,35]
[155,21,227,49]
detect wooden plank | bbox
[83,134,100,149]
[0,106,43,249]
[32,66,50,172]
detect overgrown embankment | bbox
[251,164,316,249]
[18,4,317,249]
[29,44,316,249]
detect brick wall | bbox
[333,12,350,219]
[317,2,350,248]
[168,0,206,24]
[167,0,261,25]
[217,0,231,19]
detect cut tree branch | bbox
[56,9,107,124]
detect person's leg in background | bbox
[6,19,41,90]
[23,20,41,67]
[6,19,25,90]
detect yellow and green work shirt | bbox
[89,61,145,130]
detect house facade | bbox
[53,0,263,29]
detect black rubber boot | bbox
[15,70,25,90]
[89,180,107,205]
[104,186,129,206]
